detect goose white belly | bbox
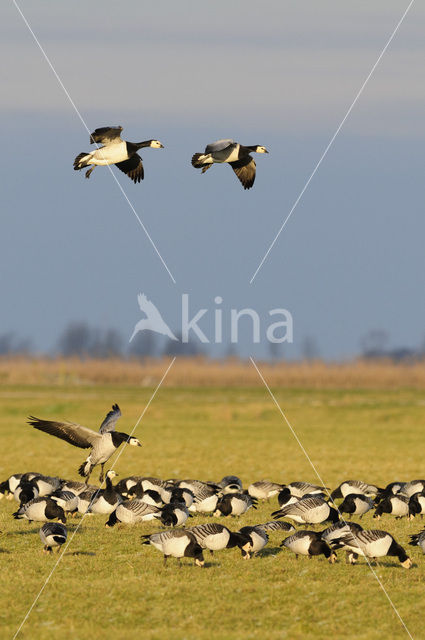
[391,498,409,516]
[229,497,250,515]
[190,495,218,513]
[247,531,267,553]
[285,535,312,555]
[162,536,188,558]
[90,495,119,515]
[204,531,230,550]
[24,502,47,521]
[89,142,128,166]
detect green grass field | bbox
[1,382,424,640]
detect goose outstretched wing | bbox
[99,404,122,434]
[28,417,100,449]
[115,155,144,183]
[90,126,123,145]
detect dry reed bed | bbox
[1,356,425,389]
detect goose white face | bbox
[129,437,142,447]
[150,140,164,148]
[107,470,118,479]
[256,145,268,154]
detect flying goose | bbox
[141,529,205,567]
[281,530,336,563]
[27,404,141,483]
[74,126,164,182]
[191,139,268,190]
[272,496,339,525]
[339,493,373,519]
[39,522,67,554]
[329,529,412,568]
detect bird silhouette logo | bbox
[129,294,178,342]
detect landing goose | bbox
[409,530,425,553]
[141,529,205,567]
[331,480,381,501]
[238,526,268,559]
[373,495,409,519]
[191,139,268,190]
[281,530,336,563]
[105,499,161,527]
[272,496,339,525]
[13,497,66,524]
[339,493,373,519]
[329,529,412,568]
[28,404,141,483]
[248,481,283,500]
[74,126,164,182]
[214,493,257,517]
[39,522,67,553]
[88,470,122,515]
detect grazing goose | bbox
[191,139,268,190]
[256,521,296,533]
[13,480,39,506]
[157,502,190,527]
[409,530,425,553]
[88,470,122,515]
[105,499,161,527]
[238,526,269,559]
[74,126,164,182]
[0,474,24,500]
[61,480,98,496]
[13,497,66,524]
[277,482,326,507]
[281,530,336,563]
[331,481,381,501]
[50,490,79,515]
[321,521,363,545]
[375,481,406,504]
[188,484,220,514]
[248,481,284,500]
[39,522,67,554]
[28,404,141,483]
[399,480,425,499]
[217,476,243,494]
[214,493,257,517]
[141,530,205,567]
[187,523,250,555]
[272,496,339,525]
[408,492,425,519]
[329,529,412,568]
[29,474,62,497]
[339,493,373,519]
[77,487,100,515]
[373,495,409,519]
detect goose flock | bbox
[1,405,425,568]
[73,126,269,189]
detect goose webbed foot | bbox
[85,167,94,179]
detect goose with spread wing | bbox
[191,139,268,189]
[74,126,164,182]
[27,404,141,483]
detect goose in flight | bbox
[191,139,268,189]
[27,404,141,483]
[74,126,164,183]
[129,293,178,342]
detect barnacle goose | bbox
[218,476,243,494]
[331,480,381,501]
[409,530,425,553]
[39,522,67,553]
[188,484,220,514]
[13,480,39,506]
[77,487,99,514]
[0,473,25,499]
[339,493,373,518]
[187,523,250,555]
[191,139,268,190]
[321,521,363,545]
[141,529,205,567]
[157,502,190,527]
[329,529,412,568]
[256,521,296,533]
[281,530,336,563]
[238,526,268,559]
[88,470,122,515]
[214,493,257,517]
[399,480,425,498]
[74,126,164,182]
[28,404,141,483]
[277,482,327,507]
[13,497,66,523]
[105,499,161,527]
[408,492,425,519]
[248,481,284,500]
[373,495,409,519]
[50,490,78,515]
[272,496,339,525]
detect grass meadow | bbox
[1,358,425,639]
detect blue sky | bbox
[1,1,424,359]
